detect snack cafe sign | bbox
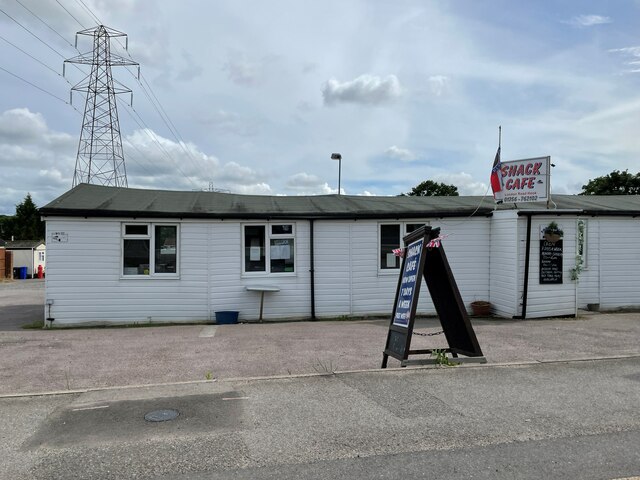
[500,156,550,203]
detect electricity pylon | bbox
[64,25,139,188]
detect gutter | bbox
[514,213,532,319]
[309,219,316,320]
[40,209,494,221]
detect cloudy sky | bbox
[1,0,639,214]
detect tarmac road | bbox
[1,358,639,479]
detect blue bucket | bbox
[215,311,239,324]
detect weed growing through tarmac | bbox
[431,349,458,367]
[312,359,337,374]
[205,371,213,380]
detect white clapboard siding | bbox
[576,218,600,308]
[313,221,352,316]
[314,219,490,318]
[209,221,312,321]
[519,217,576,318]
[599,218,640,309]
[490,211,519,317]
[45,219,209,325]
[436,218,491,313]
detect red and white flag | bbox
[490,146,504,204]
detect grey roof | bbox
[5,240,45,249]
[40,184,640,220]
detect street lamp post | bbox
[331,153,342,195]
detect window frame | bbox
[378,221,429,273]
[242,222,296,276]
[121,222,180,279]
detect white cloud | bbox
[432,172,489,196]
[322,74,403,106]
[385,145,416,161]
[566,15,612,27]
[286,172,323,188]
[427,75,450,96]
[0,108,75,213]
[609,46,640,73]
[201,109,260,137]
[223,51,277,87]
[0,108,49,142]
[231,183,273,195]
[286,172,337,194]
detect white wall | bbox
[314,218,491,318]
[598,217,640,310]
[209,221,312,321]
[489,211,519,317]
[46,212,638,325]
[44,218,313,325]
[576,218,600,309]
[9,250,32,275]
[518,216,576,318]
[45,218,209,325]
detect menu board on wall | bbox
[540,239,563,284]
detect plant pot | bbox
[470,301,491,316]
[544,233,563,243]
[215,311,239,324]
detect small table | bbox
[245,285,280,321]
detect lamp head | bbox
[331,153,342,160]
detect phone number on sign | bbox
[504,195,538,202]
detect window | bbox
[243,223,295,274]
[122,223,178,277]
[576,219,587,268]
[38,251,45,262]
[379,222,428,270]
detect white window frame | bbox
[242,222,296,276]
[121,223,180,279]
[378,221,429,273]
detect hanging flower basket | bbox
[470,300,492,316]
[543,222,564,243]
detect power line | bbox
[117,97,200,189]
[14,0,78,50]
[0,33,61,77]
[0,6,67,59]
[0,65,80,112]
[54,0,86,29]
[73,0,101,26]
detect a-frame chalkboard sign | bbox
[381,226,485,368]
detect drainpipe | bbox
[515,213,532,319]
[309,219,316,320]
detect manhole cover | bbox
[144,409,179,422]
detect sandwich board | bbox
[381,226,485,367]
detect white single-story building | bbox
[5,240,46,278]
[40,184,640,326]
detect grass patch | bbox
[21,319,45,329]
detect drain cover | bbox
[144,409,179,422]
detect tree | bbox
[580,170,640,195]
[11,194,45,240]
[404,180,459,197]
[0,215,13,239]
